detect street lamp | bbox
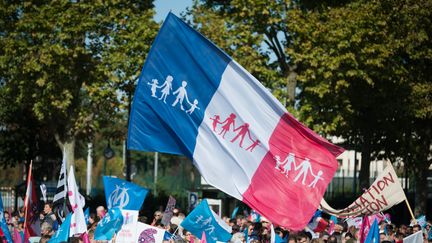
[103,141,115,175]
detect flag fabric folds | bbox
[84,208,90,225]
[181,199,232,243]
[360,216,371,243]
[103,176,149,210]
[53,157,67,221]
[161,196,176,226]
[94,207,124,241]
[135,222,165,243]
[48,213,72,243]
[13,228,22,243]
[364,219,379,243]
[200,232,207,243]
[0,193,13,243]
[307,215,328,233]
[127,13,344,230]
[231,207,239,220]
[403,231,423,243]
[24,161,39,241]
[67,166,87,237]
[321,163,405,217]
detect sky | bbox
[154,0,192,22]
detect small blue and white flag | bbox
[84,208,90,225]
[103,176,149,210]
[48,213,72,243]
[181,199,231,243]
[94,207,124,241]
[415,215,427,228]
[0,194,13,243]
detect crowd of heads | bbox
[1,202,431,243]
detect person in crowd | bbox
[296,232,311,243]
[413,224,421,233]
[40,222,53,237]
[96,206,106,220]
[87,213,97,226]
[39,202,56,227]
[231,224,240,234]
[39,234,51,243]
[151,210,163,226]
[183,229,194,242]
[230,232,245,243]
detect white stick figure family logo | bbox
[210,113,261,152]
[195,215,217,241]
[108,185,130,209]
[274,153,324,188]
[147,75,200,115]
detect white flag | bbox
[270,224,276,243]
[67,166,87,236]
[136,222,165,243]
[321,163,406,217]
[403,231,423,243]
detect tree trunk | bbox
[286,65,297,106]
[55,133,76,171]
[414,161,429,216]
[358,139,371,190]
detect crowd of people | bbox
[1,201,431,243]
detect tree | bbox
[191,0,431,212]
[185,1,282,100]
[285,0,431,211]
[187,0,295,106]
[0,1,157,169]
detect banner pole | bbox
[169,226,180,240]
[404,198,416,223]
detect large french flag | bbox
[128,13,344,230]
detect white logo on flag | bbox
[147,75,200,115]
[108,185,130,209]
[274,153,324,188]
[195,215,217,241]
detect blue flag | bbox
[231,206,239,219]
[181,199,231,243]
[365,219,379,243]
[94,207,124,240]
[416,215,427,228]
[0,195,12,243]
[103,176,149,210]
[275,234,287,243]
[48,213,72,243]
[84,208,90,225]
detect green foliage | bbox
[0,1,158,165]
[190,0,431,210]
[186,0,286,103]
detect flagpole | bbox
[404,198,416,223]
[23,160,33,240]
[169,226,179,240]
[154,152,158,196]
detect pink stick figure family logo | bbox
[274,153,324,188]
[210,113,260,152]
[147,75,200,115]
